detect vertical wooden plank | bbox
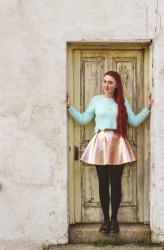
[143,45,152,223]
[67,46,75,224]
[73,49,82,222]
[136,50,145,222]
[111,51,138,222]
[80,51,105,222]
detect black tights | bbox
[96,165,124,221]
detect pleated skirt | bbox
[80,130,136,166]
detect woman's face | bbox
[102,74,117,96]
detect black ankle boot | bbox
[110,219,119,234]
[99,218,110,233]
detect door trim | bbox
[67,41,153,224]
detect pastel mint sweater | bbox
[67,95,150,133]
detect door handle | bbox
[74,146,79,160]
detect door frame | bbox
[67,41,153,224]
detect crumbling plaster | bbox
[0,0,164,247]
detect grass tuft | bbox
[92,236,128,247]
[42,244,49,250]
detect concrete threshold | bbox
[49,244,164,250]
[49,244,163,250]
[68,223,150,244]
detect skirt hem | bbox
[80,159,137,166]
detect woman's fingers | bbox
[147,92,154,108]
[149,93,153,103]
[66,91,71,108]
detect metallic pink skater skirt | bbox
[80,129,136,165]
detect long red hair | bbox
[104,71,128,138]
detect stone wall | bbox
[0,0,163,246]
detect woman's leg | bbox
[110,165,124,220]
[95,165,110,220]
[110,165,124,233]
[95,165,111,233]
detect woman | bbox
[66,71,153,234]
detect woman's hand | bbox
[66,91,71,109]
[147,92,153,110]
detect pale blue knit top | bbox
[67,95,150,133]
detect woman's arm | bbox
[67,96,95,125]
[125,98,151,127]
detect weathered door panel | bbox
[68,48,147,223]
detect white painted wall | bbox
[148,0,164,243]
[0,0,163,247]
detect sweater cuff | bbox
[67,105,73,111]
[145,106,151,112]
[143,106,151,115]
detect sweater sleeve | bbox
[125,98,151,127]
[67,96,95,125]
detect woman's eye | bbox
[104,80,114,84]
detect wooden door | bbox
[68,45,149,223]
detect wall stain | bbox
[154,0,162,41]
